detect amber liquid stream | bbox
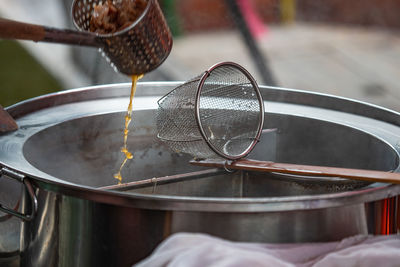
[113,74,143,184]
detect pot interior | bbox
[22,110,399,193]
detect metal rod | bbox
[100,169,224,191]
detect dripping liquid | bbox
[113,74,143,184]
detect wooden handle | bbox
[190,158,400,184]
[0,18,45,42]
[0,18,98,47]
[0,105,18,133]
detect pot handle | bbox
[0,167,37,221]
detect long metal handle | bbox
[191,158,400,184]
[0,17,98,47]
[0,167,37,221]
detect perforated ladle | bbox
[0,0,173,75]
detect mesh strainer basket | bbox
[157,62,265,160]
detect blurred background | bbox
[1,0,400,110]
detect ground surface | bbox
[1,0,400,111]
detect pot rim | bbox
[2,82,400,213]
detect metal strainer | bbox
[157,62,264,160]
[0,0,172,75]
[72,0,173,75]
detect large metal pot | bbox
[1,82,400,266]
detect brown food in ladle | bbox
[89,0,148,34]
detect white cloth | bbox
[135,233,400,267]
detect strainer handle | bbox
[0,18,98,47]
[191,158,400,185]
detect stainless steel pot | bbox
[1,82,400,266]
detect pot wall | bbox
[19,185,399,267]
[15,185,396,267]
